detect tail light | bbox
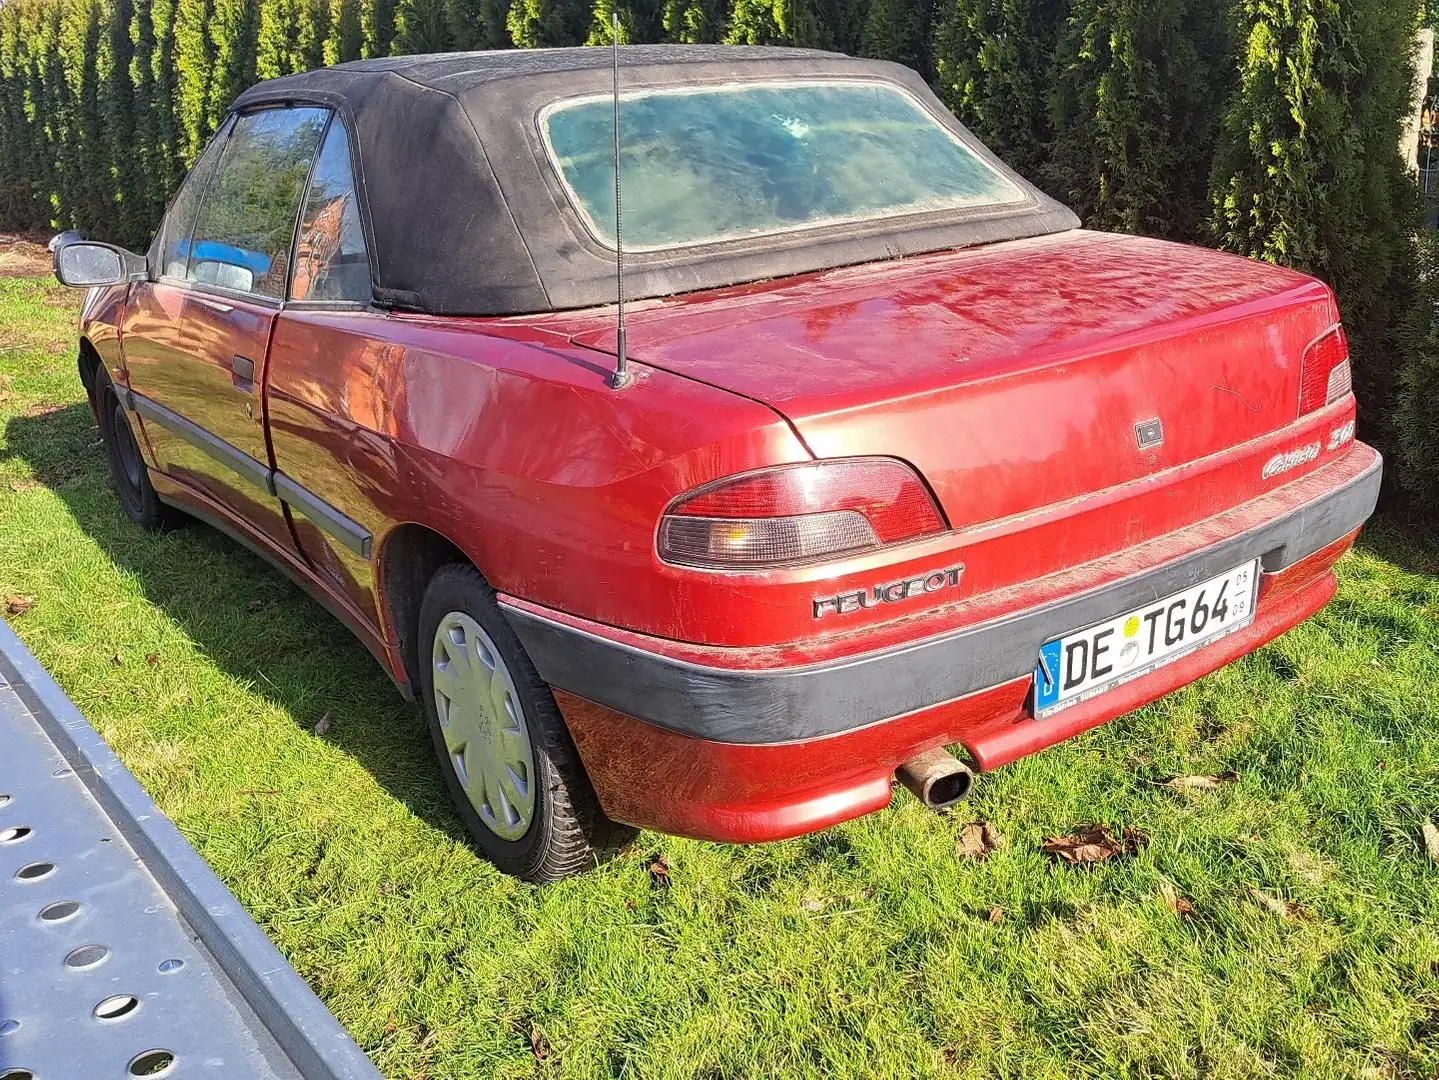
[658,458,946,569]
[1299,325,1352,415]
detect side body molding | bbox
[127,387,274,495]
[124,388,372,559]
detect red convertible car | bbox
[53,46,1380,882]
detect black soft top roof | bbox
[231,46,1079,316]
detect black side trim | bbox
[129,390,274,494]
[273,471,372,558]
[128,390,374,561]
[504,451,1382,745]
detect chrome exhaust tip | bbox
[895,746,974,810]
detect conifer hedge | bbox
[0,0,1431,503]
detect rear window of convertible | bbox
[540,80,1026,251]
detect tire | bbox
[417,563,637,882]
[95,375,175,530]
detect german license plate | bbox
[1033,560,1259,718]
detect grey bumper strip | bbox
[0,620,382,1079]
[504,452,1382,745]
[126,388,372,560]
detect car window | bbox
[158,119,231,280]
[291,116,371,303]
[542,80,1026,251]
[186,107,329,299]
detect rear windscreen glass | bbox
[541,80,1025,251]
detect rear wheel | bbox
[417,564,637,882]
[96,377,174,530]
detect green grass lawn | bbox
[2,272,1439,1080]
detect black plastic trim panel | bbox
[127,389,373,560]
[128,388,274,494]
[272,472,372,558]
[503,451,1382,745]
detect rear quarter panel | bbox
[262,311,811,640]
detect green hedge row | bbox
[1,0,1435,509]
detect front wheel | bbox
[417,564,637,882]
[96,377,175,530]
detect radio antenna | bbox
[608,11,632,390]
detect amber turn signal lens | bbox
[658,458,945,569]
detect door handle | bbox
[192,295,233,314]
[231,355,255,393]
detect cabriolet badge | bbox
[813,566,964,619]
[1261,441,1320,480]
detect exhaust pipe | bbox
[896,747,974,810]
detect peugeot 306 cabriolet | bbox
[52,46,1380,881]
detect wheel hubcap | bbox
[431,613,536,840]
[112,402,142,489]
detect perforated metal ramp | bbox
[0,620,383,1080]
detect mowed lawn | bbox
[3,266,1439,1080]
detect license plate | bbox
[1033,560,1259,718]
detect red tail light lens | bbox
[659,458,946,568]
[1299,325,1351,414]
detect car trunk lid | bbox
[552,230,1336,532]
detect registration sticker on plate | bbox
[1033,560,1259,718]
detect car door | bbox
[123,106,330,552]
[265,114,392,625]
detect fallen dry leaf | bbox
[623,897,637,911]
[987,907,1004,923]
[1422,820,1439,863]
[110,653,122,666]
[145,652,160,666]
[529,1025,549,1061]
[9,478,36,492]
[1042,824,1148,865]
[799,896,828,912]
[648,855,670,887]
[313,713,332,736]
[4,593,34,616]
[1158,771,1239,791]
[1160,880,1195,916]
[958,821,1001,860]
[1358,1057,1402,1080]
[247,598,266,613]
[1248,888,1311,921]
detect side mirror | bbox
[49,229,86,253]
[53,240,144,288]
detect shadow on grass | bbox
[3,403,469,848]
[1354,512,1439,577]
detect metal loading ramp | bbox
[0,620,382,1080]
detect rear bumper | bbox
[501,443,1380,841]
